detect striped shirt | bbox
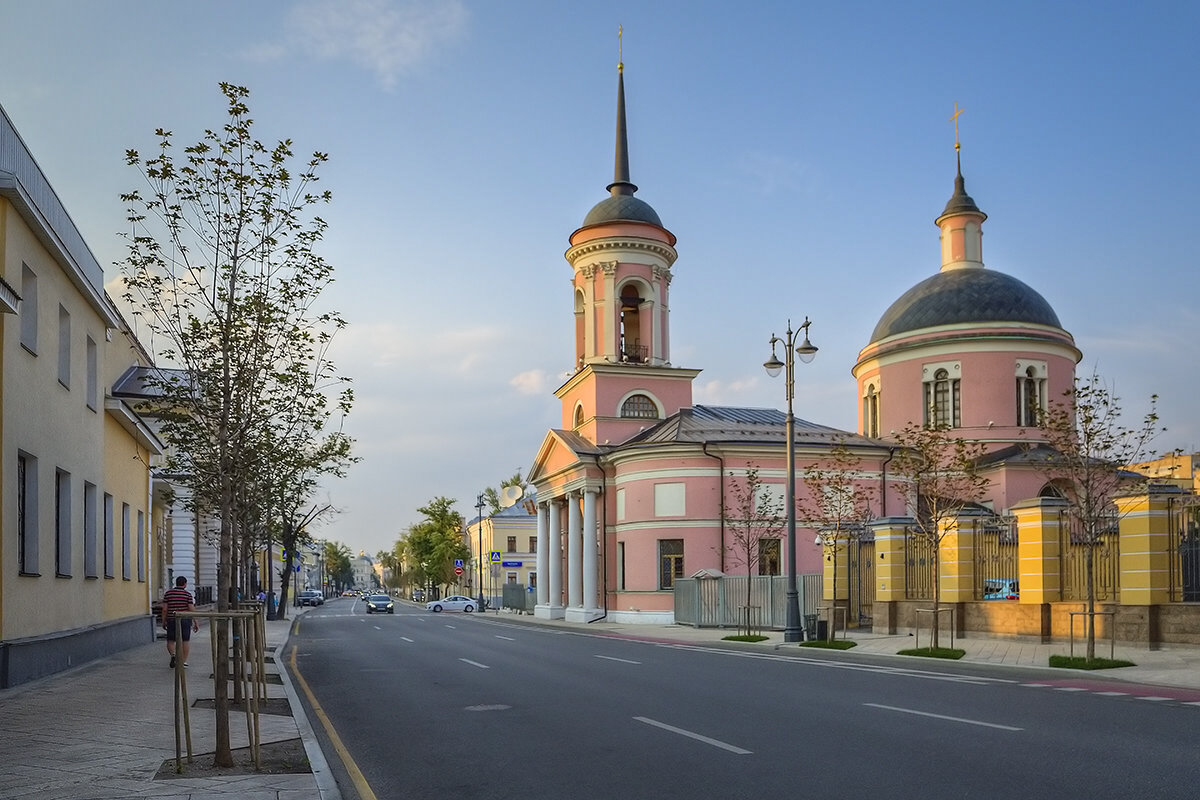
[162,587,194,619]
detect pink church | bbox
[528,62,1080,626]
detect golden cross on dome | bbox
[618,24,623,72]
[950,102,965,152]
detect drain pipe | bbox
[880,447,896,517]
[703,443,727,573]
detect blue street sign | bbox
[502,561,522,567]
[454,559,464,568]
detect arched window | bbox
[1016,365,1046,427]
[573,405,585,429]
[620,393,658,419]
[923,368,960,428]
[863,384,880,438]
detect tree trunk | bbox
[931,538,941,651]
[1086,545,1096,662]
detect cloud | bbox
[509,369,549,396]
[266,0,469,89]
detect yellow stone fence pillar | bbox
[821,526,851,603]
[1116,485,1182,606]
[1012,496,1067,604]
[938,511,980,603]
[871,517,913,634]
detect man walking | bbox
[162,576,200,668]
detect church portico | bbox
[534,487,603,622]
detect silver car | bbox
[425,595,475,613]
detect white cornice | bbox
[104,398,165,455]
[565,237,677,267]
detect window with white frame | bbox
[922,362,961,429]
[1015,361,1047,427]
[620,393,658,419]
[863,381,881,438]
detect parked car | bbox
[298,590,324,606]
[982,579,1019,600]
[365,594,394,614]
[411,589,424,602]
[426,595,475,613]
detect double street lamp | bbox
[475,493,486,612]
[764,317,818,643]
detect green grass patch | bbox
[1049,655,1135,670]
[798,639,857,650]
[721,634,770,643]
[897,646,965,660]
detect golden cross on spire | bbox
[618,24,623,72]
[950,102,965,152]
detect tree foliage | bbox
[402,497,470,594]
[1035,371,1164,660]
[119,83,351,766]
[890,423,990,648]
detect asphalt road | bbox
[288,600,1200,800]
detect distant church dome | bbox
[871,268,1063,341]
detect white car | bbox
[425,595,475,613]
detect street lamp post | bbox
[476,494,486,613]
[764,317,818,643]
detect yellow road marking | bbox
[289,635,379,800]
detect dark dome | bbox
[871,268,1062,341]
[582,193,663,228]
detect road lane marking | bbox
[1094,691,1128,696]
[1136,696,1173,702]
[596,655,641,664]
[460,658,490,669]
[400,636,414,643]
[495,635,515,641]
[289,645,380,800]
[864,703,1023,731]
[445,625,457,629]
[1184,702,1200,707]
[373,625,382,630]
[634,717,751,754]
[1054,687,1087,692]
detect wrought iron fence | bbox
[974,515,1018,600]
[848,536,874,626]
[1168,495,1200,602]
[904,527,935,600]
[1058,510,1119,601]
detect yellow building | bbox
[467,496,538,610]
[1,103,164,688]
[1128,452,1200,493]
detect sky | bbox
[2,0,1197,557]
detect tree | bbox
[482,470,527,514]
[1035,372,1164,661]
[798,438,879,633]
[721,466,784,635]
[403,498,470,596]
[323,541,354,593]
[891,423,990,649]
[120,83,348,766]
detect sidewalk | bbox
[0,605,337,800]
[3,605,1198,799]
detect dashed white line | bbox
[864,703,1023,731]
[634,717,751,754]
[459,658,490,669]
[596,655,641,664]
[495,635,515,641]
[400,636,414,643]
[1094,691,1129,696]
[1054,687,1088,692]
[1136,696,1173,702]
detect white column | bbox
[535,502,549,607]
[567,492,583,609]
[539,499,565,619]
[582,488,599,614]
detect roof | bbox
[621,405,884,448]
[870,268,1063,341]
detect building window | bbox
[620,393,658,419]
[573,405,585,429]
[923,367,960,428]
[506,536,517,553]
[122,503,131,580]
[1016,363,1047,427]
[863,383,880,438]
[507,572,518,584]
[20,264,38,352]
[84,482,98,578]
[58,304,71,387]
[18,452,40,575]
[86,336,98,410]
[528,536,537,553]
[658,539,684,590]
[617,541,626,590]
[137,510,146,582]
[56,469,72,577]
[529,572,537,589]
[758,538,781,576]
[103,493,115,578]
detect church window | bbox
[621,393,658,419]
[1016,362,1047,427]
[758,538,781,575]
[618,286,646,363]
[863,383,880,438]
[923,368,960,428]
[573,404,585,429]
[658,539,684,589]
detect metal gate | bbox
[1168,495,1200,602]
[847,537,874,626]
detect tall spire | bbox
[607,25,637,197]
[938,102,983,222]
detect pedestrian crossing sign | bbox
[490,551,502,562]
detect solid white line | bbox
[634,717,751,754]
[400,636,414,643]
[495,635,515,641]
[1021,683,1051,687]
[459,658,490,669]
[864,703,1023,731]
[1183,701,1200,707]
[596,655,641,664]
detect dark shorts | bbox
[165,619,192,642]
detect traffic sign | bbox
[454,559,464,568]
[454,566,463,575]
[490,551,502,562]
